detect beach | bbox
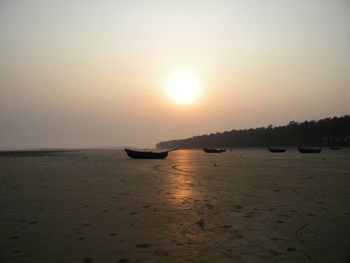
[0,148,349,262]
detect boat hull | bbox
[203,148,226,153]
[125,149,168,159]
[297,147,322,154]
[268,147,286,153]
[330,146,341,150]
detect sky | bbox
[1,0,350,149]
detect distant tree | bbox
[156,115,350,149]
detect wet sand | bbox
[0,148,350,262]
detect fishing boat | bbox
[297,147,322,153]
[125,148,177,159]
[329,146,341,150]
[203,148,226,153]
[268,147,286,153]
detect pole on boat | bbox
[167,148,179,152]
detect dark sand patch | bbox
[0,150,71,157]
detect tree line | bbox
[156,115,350,149]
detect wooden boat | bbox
[268,147,286,153]
[203,148,226,153]
[329,146,341,150]
[125,148,177,159]
[297,147,322,154]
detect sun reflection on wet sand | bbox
[168,150,199,206]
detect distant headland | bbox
[157,115,350,149]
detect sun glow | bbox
[166,73,200,104]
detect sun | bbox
[166,73,200,104]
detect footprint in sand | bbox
[136,243,151,248]
[271,237,286,241]
[270,250,282,256]
[204,204,214,209]
[154,249,169,256]
[278,214,290,218]
[218,225,232,229]
[196,219,205,230]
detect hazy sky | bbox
[1,0,350,148]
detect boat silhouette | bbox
[125,148,178,159]
[297,147,322,153]
[329,146,341,150]
[268,147,286,153]
[203,148,226,153]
